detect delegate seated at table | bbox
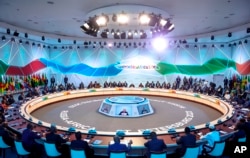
[46,126,70,158]
[107,136,132,156]
[141,107,148,114]
[70,131,94,158]
[144,131,167,158]
[119,109,129,116]
[101,106,109,113]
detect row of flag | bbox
[231,74,249,90]
[0,73,249,94]
[0,74,47,94]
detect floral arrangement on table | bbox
[38,120,43,125]
[89,89,96,92]
[193,93,200,98]
[215,99,220,105]
[115,87,123,91]
[189,125,195,130]
[205,122,210,127]
[142,88,150,91]
[169,90,176,93]
[64,91,71,95]
[168,128,176,133]
[217,119,222,123]
[116,130,125,137]
[68,127,76,132]
[42,96,48,100]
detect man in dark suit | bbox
[70,131,94,158]
[64,76,68,87]
[44,78,48,87]
[176,126,196,156]
[50,76,55,87]
[119,109,129,116]
[144,131,167,157]
[46,126,69,158]
[107,136,132,156]
[22,123,43,158]
[0,118,14,146]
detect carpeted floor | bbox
[31,95,222,132]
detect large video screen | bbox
[115,105,133,116]
[137,104,150,114]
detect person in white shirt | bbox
[224,90,231,101]
[200,124,220,155]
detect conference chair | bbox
[0,136,11,158]
[203,140,225,157]
[70,147,86,158]
[181,145,200,158]
[14,139,30,158]
[44,141,61,157]
[238,137,246,142]
[150,151,167,158]
[110,150,127,158]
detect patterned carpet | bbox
[31,95,222,132]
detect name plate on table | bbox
[93,140,102,145]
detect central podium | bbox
[99,96,154,117]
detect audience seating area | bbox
[0,75,250,158]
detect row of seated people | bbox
[1,94,15,110]
[26,82,250,109]
[21,74,247,93]
[5,74,248,94]
[2,80,249,117]
[2,81,248,115]
[1,112,250,158]
[224,90,250,108]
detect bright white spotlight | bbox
[160,19,167,26]
[83,23,90,29]
[117,14,129,24]
[139,14,150,25]
[168,24,175,31]
[96,16,108,26]
[152,37,168,52]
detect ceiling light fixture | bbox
[1,36,6,41]
[96,14,109,26]
[117,12,129,24]
[139,13,150,25]
[81,5,174,39]
[159,19,167,27]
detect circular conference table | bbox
[7,88,240,156]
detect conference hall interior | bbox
[0,0,250,158]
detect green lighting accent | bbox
[142,88,150,91]
[42,97,48,100]
[89,89,96,92]
[193,94,200,98]
[0,60,8,74]
[156,58,236,75]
